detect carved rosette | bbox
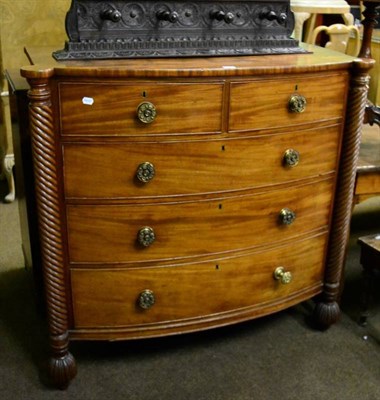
[313,59,375,328]
[27,77,77,388]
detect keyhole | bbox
[221,145,225,151]
[295,85,298,91]
[215,264,220,270]
[142,91,147,97]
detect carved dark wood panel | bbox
[53,0,305,59]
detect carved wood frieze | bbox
[53,0,305,59]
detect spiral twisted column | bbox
[27,77,77,388]
[314,59,374,328]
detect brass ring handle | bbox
[137,226,156,247]
[138,289,155,309]
[283,149,300,168]
[288,94,307,113]
[279,208,296,225]
[137,101,157,124]
[273,267,293,284]
[136,162,155,183]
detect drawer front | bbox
[66,179,334,264]
[63,125,341,199]
[229,73,348,132]
[71,234,327,328]
[59,82,223,136]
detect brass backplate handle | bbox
[279,208,296,225]
[136,162,155,183]
[138,289,155,309]
[283,149,300,168]
[273,266,293,284]
[137,226,156,247]
[137,101,157,123]
[288,94,307,113]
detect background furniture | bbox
[0,37,15,203]
[0,0,69,202]
[358,234,380,325]
[311,23,361,56]
[0,89,15,203]
[291,0,354,42]
[354,126,380,204]
[306,6,380,206]
[6,70,43,299]
[353,1,380,204]
[360,2,380,129]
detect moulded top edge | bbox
[20,44,362,80]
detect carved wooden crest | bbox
[53,0,306,59]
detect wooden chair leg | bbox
[364,101,380,126]
[357,234,380,326]
[359,265,374,326]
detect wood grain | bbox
[63,124,342,200]
[59,82,224,136]
[229,73,348,131]
[66,178,334,264]
[70,234,327,329]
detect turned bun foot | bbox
[48,352,77,389]
[313,301,341,329]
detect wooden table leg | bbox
[358,234,380,326]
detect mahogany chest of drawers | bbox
[21,45,372,388]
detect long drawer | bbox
[70,234,327,329]
[59,82,224,136]
[66,178,334,264]
[63,125,341,199]
[229,73,348,131]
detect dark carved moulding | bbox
[53,0,307,60]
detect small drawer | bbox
[59,82,223,136]
[229,73,348,132]
[70,234,327,329]
[66,178,334,264]
[63,124,342,199]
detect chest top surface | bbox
[21,44,359,80]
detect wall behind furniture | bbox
[0,0,70,202]
[0,0,70,90]
[368,30,380,107]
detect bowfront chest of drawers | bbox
[21,45,372,388]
